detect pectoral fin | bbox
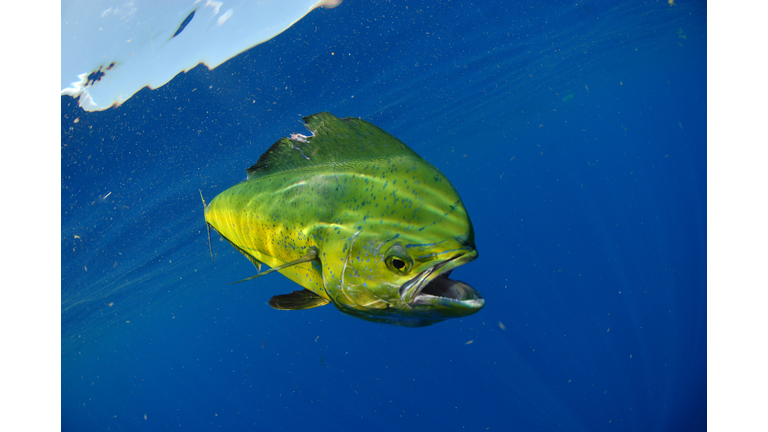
[269,289,330,310]
[228,247,318,285]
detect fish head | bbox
[319,164,483,327]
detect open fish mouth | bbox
[399,251,484,311]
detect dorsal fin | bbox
[245,112,421,180]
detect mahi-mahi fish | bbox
[202,112,483,327]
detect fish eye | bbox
[384,245,413,274]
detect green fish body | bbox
[204,112,483,327]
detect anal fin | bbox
[216,232,264,272]
[269,289,330,310]
[240,250,263,273]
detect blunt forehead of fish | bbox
[366,233,471,261]
[359,209,472,257]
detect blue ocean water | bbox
[61,1,707,430]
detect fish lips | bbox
[399,250,484,316]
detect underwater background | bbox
[61,0,707,430]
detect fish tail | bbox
[199,190,214,264]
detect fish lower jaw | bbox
[410,274,484,306]
[400,253,483,310]
[412,294,485,309]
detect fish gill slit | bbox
[341,230,361,292]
